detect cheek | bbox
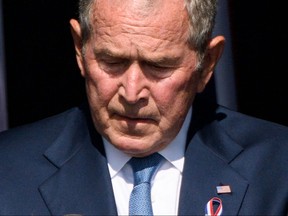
[85,68,119,132]
[154,75,198,111]
[154,86,190,123]
[84,63,119,108]
[151,71,199,131]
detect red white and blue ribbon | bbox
[205,197,223,216]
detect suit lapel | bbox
[38,107,117,215]
[179,119,249,216]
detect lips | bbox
[113,113,157,124]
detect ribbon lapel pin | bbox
[205,197,223,216]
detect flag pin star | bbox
[216,185,232,194]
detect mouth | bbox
[114,113,156,124]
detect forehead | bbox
[90,0,189,39]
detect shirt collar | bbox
[103,107,192,178]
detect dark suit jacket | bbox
[0,100,287,215]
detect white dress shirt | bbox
[103,108,192,215]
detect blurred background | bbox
[0,0,287,131]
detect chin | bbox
[112,140,155,156]
[116,139,166,157]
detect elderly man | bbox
[0,0,287,215]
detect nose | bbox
[118,63,149,104]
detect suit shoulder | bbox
[0,106,84,151]
[216,105,288,147]
[217,105,288,130]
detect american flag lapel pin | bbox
[216,185,232,194]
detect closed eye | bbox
[142,61,177,79]
[98,58,129,74]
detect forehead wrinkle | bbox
[93,21,187,55]
[121,22,184,37]
[121,25,189,55]
[91,1,153,28]
[91,0,189,35]
[90,0,191,60]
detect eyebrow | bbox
[93,48,182,65]
[144,56,182,66]
[93,48,127,59]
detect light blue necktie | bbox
[129,153,163,216]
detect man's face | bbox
[72,0,214,157]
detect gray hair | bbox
[78,0,218,65]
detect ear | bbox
[197,35,225,93]
[70,19,85,77]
